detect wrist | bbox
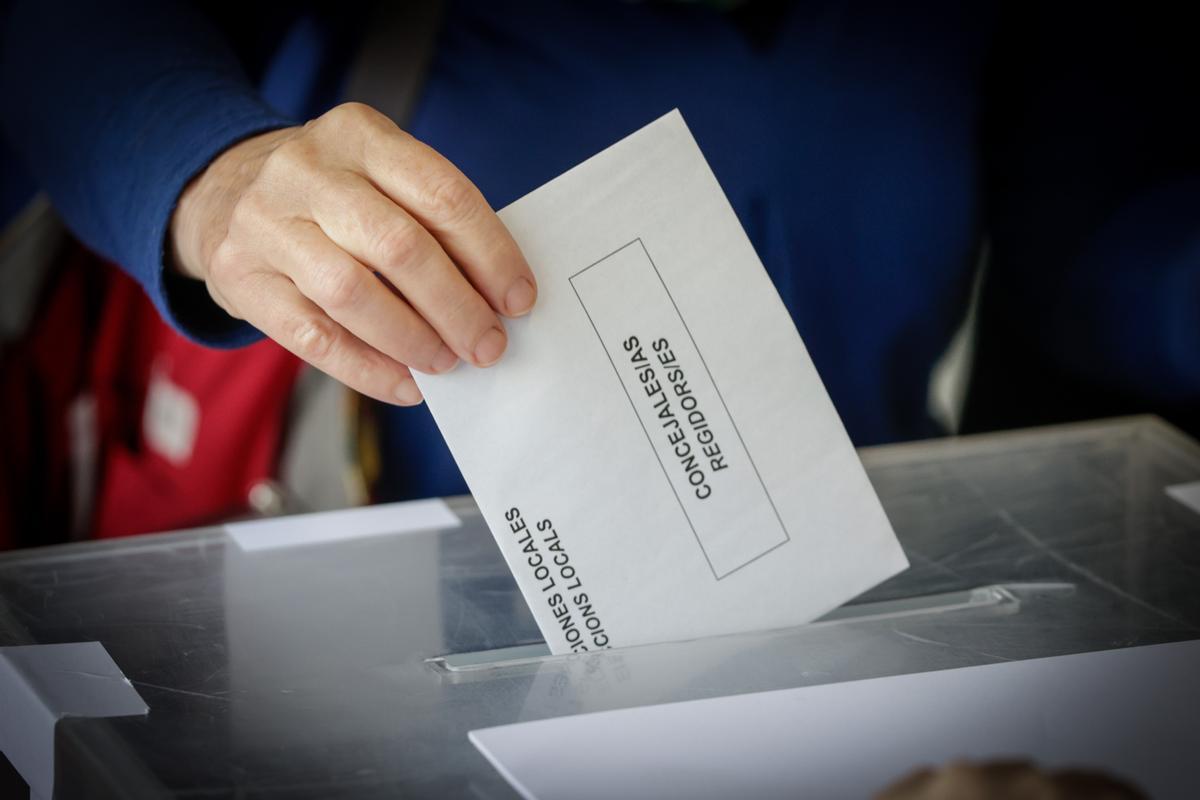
[168,126,299,281]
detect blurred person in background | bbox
[1,0,1197,545]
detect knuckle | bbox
[263,138,320,180]
[202,248,246,318]
[206,241,258,308]
[354,350,387,389]
[324,102,386,135]
[331,101,371,123]
[313,263,362,312]
[207,239,241,284]
[288,316,338,363]
[372,222,427,271]
[228,190,269,230]
[419,173,477,226]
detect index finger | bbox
[362,130,538,319]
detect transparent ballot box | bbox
[1,416,1198,797]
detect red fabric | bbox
[89,263,302,538]
[0,244,302,546]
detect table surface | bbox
[2,416,1199,798]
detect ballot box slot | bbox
[426,582,1072,674]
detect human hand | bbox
[876,759,1146,800]
[169,102,537,405]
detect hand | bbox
[876,759,1146,800]
[169,102,537,405]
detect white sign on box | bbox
[415,110,908,654]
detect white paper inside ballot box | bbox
[569,238,789,579]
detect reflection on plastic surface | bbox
[0,417,1197,797]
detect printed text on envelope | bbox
[570,239,790,579]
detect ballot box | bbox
[2,415,1198,798]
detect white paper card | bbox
[225,499,460,552]
[415,110,907,653]
[471,640,1200,800]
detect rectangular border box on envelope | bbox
[571,238,789,579]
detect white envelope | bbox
[415,110,908,654]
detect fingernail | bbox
[473,326,507,366]
[431,344,458,373]
[395,377,423,405]
[505,277,537,317]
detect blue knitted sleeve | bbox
[1,0,297,346]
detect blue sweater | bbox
[4,0,1196,500]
